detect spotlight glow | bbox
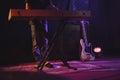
[93,47,102,53]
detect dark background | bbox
[0,0,120,65]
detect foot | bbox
[44,62,54,68]
[61,64,77,70]
[34,61,54,70]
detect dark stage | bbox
[0,0,120,80]
[0,57,120,80]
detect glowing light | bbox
[93,47,102,53]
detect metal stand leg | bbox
[36,20,67,70]
[37,20,77,70]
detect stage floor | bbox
[0,57,120,80]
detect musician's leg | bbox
[29,20,42,63]
[35,20,54,68]
[55,24,73,68]
[56,29,76,70]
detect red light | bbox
[93,47,102,53]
